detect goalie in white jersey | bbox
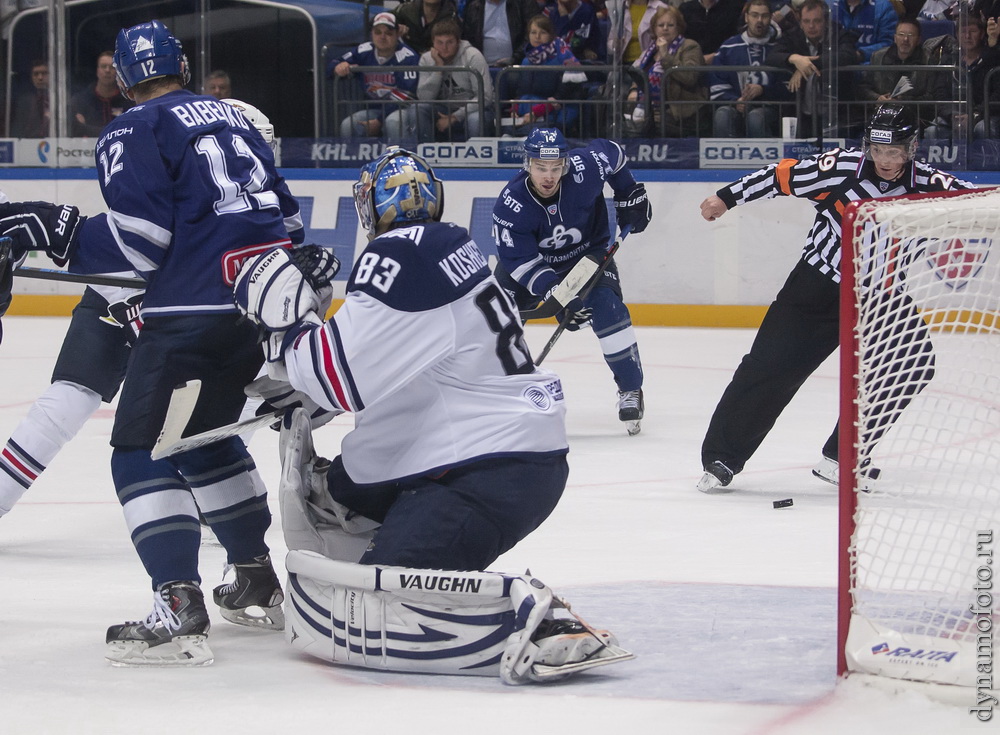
[234,148,633,684]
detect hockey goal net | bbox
[839,188,1000,691]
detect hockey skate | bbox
[617,389,644,436]
[528,618,635,681]
[213,553,285,630]
[697,460,734,494]
[812,456,880,493]
[106,581,213,667]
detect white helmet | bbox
[221,98,274,143]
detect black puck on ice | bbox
[773,498,794,509]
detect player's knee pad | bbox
[284,552,555,681]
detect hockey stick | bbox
[519,256,601,320]
[533,227,630,366]
[15,266,145,289]
[151,380,282,460]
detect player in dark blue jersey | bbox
[1,21,305,666]
[491,128,652,434]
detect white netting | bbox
[843,189,1000,688]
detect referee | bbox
[696,104,974,493]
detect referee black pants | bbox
[701,259,840,474]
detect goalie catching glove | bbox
[0,201,83,267]
[613,182,651,234]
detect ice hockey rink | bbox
[0,316,983,734]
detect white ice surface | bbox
[0,317,980,734]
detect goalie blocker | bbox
[284,552,634,684]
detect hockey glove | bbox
[0,201,83,266]
[560,296,593,332]
[613,183,651,235]
[234,245,337,332]
[101,293,144,345]
[245,375,341,430]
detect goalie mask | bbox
[353,147,444,239]
[221,98,274,144]
[113,20,191,98]
[863,103,918,169]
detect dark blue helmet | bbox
[353,147,444,239]
[523,128,569,161]
[113,20,190,97]
[522,128,569,175]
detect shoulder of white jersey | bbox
[348,221,491,312]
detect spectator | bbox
[202,70,232,99]
[924,16,1000,140]
[858,18,946,129]
[679,0,745,61]
[502,14,588,135]
[11,59,49,138]
[462,0,538,65]
[417,18,495,140]
[710,0,792,137]
[331,12,420,143]
[767,0,859,137]
[544,0,604,61]
[625,5,708,136]
[608,0,670,64]
[829,0,899,63]
[394,0,460,54]
[71,50,132,136]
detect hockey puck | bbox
[773,498,794,509]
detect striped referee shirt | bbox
[716,148,974,282]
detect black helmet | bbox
[864,103,918,145]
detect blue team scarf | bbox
[524,36,576,66]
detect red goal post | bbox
[838,188,1000,692]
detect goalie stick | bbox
[534,226,631,366]
[151,380,282,460]
[15,266,145,289]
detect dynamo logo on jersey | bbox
[523,386,552,411]
[925,237,989,290]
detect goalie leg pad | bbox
[284,551,519,676]
[283,552,634,683]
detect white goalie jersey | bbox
[283,221,568,484]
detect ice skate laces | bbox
[144,588,182,633]
[617,390,640,411]
[216,562,238,595]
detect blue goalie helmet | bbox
[522,127,569,173]
[353,147,444,239]
[113,20,191,97]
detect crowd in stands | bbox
[6,0,1000,143]
[323,0,1000,143]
